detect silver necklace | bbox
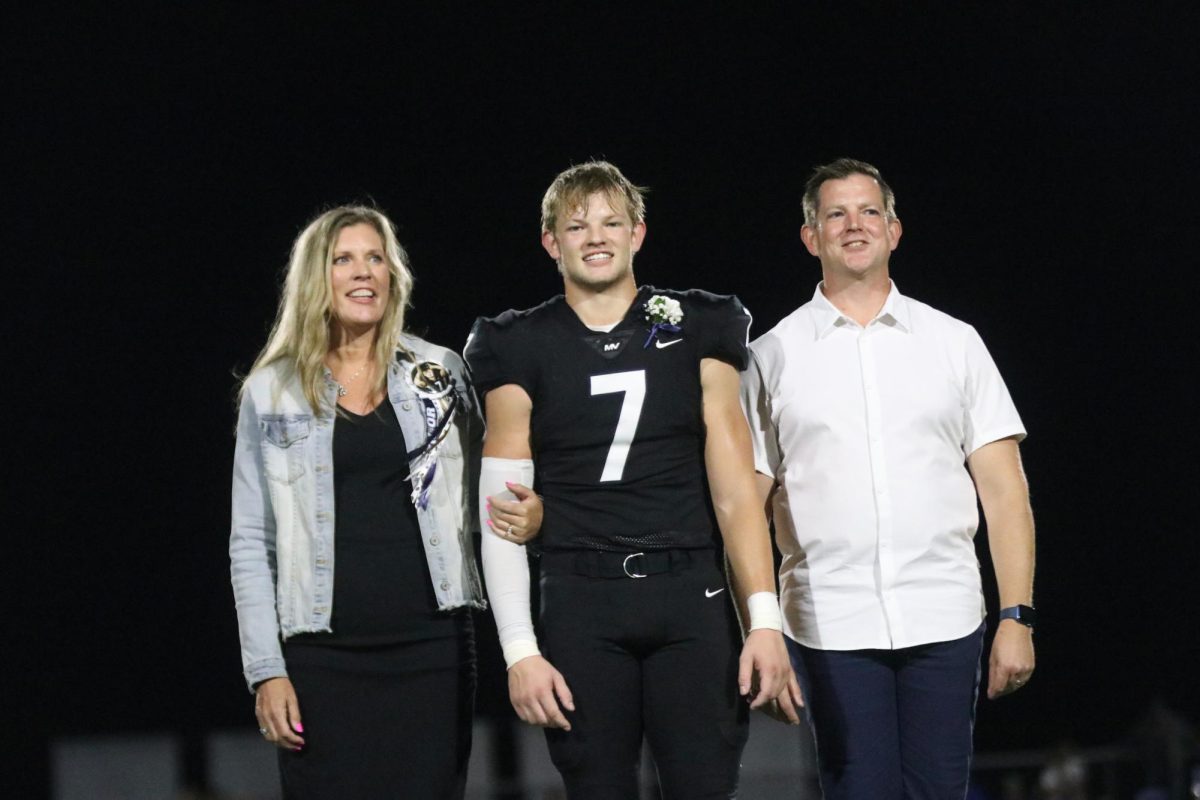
[333,362,369,397]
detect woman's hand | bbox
[255,677,305,750]
[486,482,543,545]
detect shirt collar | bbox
[810,280,911,339]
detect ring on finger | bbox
[507,523,515,536]
[259,727,269,736]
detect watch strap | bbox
[999,604,1036,627]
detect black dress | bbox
[278,400,475,800]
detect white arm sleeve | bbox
[479,456,540,668]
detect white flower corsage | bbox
[643,295,683,348]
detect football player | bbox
[466,161,800,798]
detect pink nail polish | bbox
[294,722,304,732]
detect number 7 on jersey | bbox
[590,370,646,482]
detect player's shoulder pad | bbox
[471,295,564,333]
[647,286,749,318]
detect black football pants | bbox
[538,548,749,799]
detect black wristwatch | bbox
[999,604,1037,628]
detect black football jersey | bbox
[465,285,752,553]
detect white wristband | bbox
[747,591,782,632]
[500,640,542,668]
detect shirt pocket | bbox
[259,414,312,483]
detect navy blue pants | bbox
[788,624,985,800]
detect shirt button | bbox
[429,536,440,546]
[440,580,451,591]
[403,402,413,411]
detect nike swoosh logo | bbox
[656,338,683,349]
[705,588,726,598]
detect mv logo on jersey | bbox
[583,330,634,360]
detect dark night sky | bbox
[8,4,1197,795]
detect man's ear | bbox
[631,220,647,254]
[801,224,819,257]
[541,229,560,261]
[887,217,902,252]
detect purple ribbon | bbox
[406,390,458,510]
[416,461,437,510]
[643,322,681,348]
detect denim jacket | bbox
[230,334,485,692]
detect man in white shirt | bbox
[741,158,1036,799]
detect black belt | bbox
[542,548,703,579]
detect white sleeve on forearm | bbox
[479,456,540,668]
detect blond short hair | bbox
[541,160,647,233]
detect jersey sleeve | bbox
[463,313,537,398]
[691,292,753,371]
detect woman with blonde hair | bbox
[230,205,514,798]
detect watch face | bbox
[1003,605,1037,626]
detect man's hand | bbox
[508,655,575,730]
[987,620,1035,699]
[738,629,798,712]
[487,482,543,545]
[255,677,305,750]
[757,680,805,725]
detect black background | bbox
[8,4,1197,796]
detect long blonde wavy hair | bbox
[245,205,415,415]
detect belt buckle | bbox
[622,552,647,579]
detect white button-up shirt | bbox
[742,283,1025,650]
